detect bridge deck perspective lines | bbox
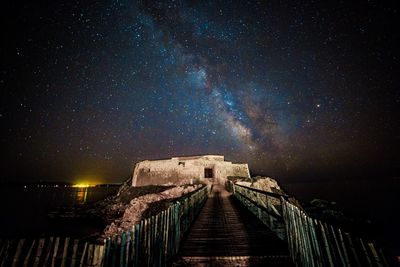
[175,184,293,266]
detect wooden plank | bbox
[11,239,25,267]
[92,244,99,266]
[51,237,60,267]
[368,243,383,267]
[79,242,88,267]
[308,216,319,267]
[155,213,161,267]
[165,209,170,260]
[0,240,12,267]
[378,248,389,267]
[43,237,54,267]
[33,238,45,267]
[329,225,345,266]
[319,222,334,267]
[98,245,105,267]
[111,236,118,267]
[150,216,154,266]
[178,185,290,259]
[359,238,373,267]
[130,226,136,265]
[0,240,6,260]
[135,223,141,266]
[337,228,351,267]
[87,243,94,266]
[60,237,70,267]
[120,232,126,266]
[104,238,111,267]
[146,218,150,266]
[125,229,131,267]
[345,232,361,267]
[70,239,79,267]
[23,239,36,267]
[162,211,167,262]
[174,204,180,254]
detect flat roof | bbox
[172,155,224,160]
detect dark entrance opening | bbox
[204,168,213,178]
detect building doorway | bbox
[204,168,213,178]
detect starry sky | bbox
[1,1,399,183]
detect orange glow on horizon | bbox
[73,174,103,187]
[72,183,95,188]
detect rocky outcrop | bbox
[251,176,282,193]
[235,176,284,195]
[103,184,201,238]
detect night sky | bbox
[1,1,399,184]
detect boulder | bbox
[252,176,282,193]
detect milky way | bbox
[1,1,398,182]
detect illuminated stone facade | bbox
[132,155,250,186]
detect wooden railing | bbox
[281,198,389,267]
[229,182,390,267]
[0,237,104,267]
[102,184,210,267]
[229,182,288,240]
[0,184,211,267]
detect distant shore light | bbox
[72,183,94,188]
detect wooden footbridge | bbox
[176,184,293,266]
[0,183,392,266]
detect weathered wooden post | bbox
[104,238,111,267]
[60,237,70,267]
[52,237,61,267]
[337,228,351,266]
[11,238,25,267]
[368,242,384,267]
[79,242,88,267]
[43,237,54,266]
[120,231,126,267]
[70,239,79,267]
[125,229,131,267]
[24,239,36,267]
[345,232,361,267]
[359,238,373,267]
[135,223,141,267]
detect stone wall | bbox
[132,155,250,186]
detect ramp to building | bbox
[174,185,293,266]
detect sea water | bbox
[0,185,118,239]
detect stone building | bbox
[132,155,250,186]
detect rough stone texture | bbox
[103,184,200,237]
[251,176,282,193]
[236,181,252,188]
[235,177,285,206]
[132,155,250,186]
[236,177,282,193]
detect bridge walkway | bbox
[174,184,294,266]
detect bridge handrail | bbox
[233,183,289,199]
[230,181,390,267]
[103,184,211,267]
[233,186,282,220]
[228,181,287,240]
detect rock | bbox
[227,176,252,183]
[236,181,252,187]
[102,184,201,238]
[251,176,282,193]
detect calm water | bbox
[282,178,400,256]
[0,186,118,239]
